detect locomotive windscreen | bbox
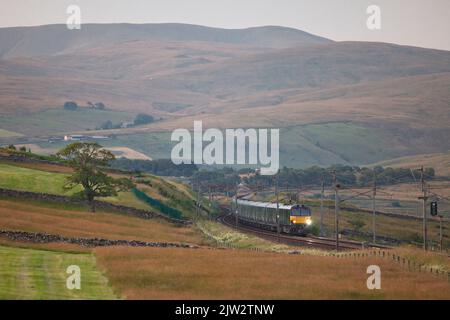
[291,206,311,216]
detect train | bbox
[231,199,313,235]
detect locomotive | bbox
[232,199,313,235]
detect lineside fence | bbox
[331,249,450,283]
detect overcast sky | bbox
[1,0,449,50]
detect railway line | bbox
[217,212,390,251]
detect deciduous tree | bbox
[57,142,134,212]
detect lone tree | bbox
[57,142,134,212]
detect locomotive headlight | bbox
[306,218,312,226]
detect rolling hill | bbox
[0,23,449,168]
[0,23,331,59]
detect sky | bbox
[1,0,449,50]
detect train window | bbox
[291,206,311,216]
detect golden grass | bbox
[95,246,450,300]
[106,147,152,160]
[390,247,450,271]
[370,151,450,177]
[196,220,297,253]
[0,198,202,245]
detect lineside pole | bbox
[420,166,428,251]
[439,215,443,252]
[197,184,201,219]
[235,184,238,229]
[333,170,340,251]
[195,178,200,219]
[372,171,377,244]
[276,173,280,243]
[320,179,324,236]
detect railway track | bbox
[217,213,389,251]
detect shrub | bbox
[309,224,320,236]
[94,102,106,110]
[392,201,402,208]
[63,101,78,110]
[100,120,113,130]
[134,113,154,126]
[348,218,365,231]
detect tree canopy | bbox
[57,142,134,211]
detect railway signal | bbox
[430,201,438,216]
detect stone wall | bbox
[0,187,191,225]
[0,229,197,248]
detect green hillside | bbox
[0,163,76,195]
[0,108,136,137]
[0,246,117,299]
[32,122,412,168]
[0,161,201,218]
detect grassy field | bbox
[0,129,23,138]
[0,198,202,245]
[0,108,136,136]
[95,246,450,299]
[0,245,117,299]
[0,163,77,195]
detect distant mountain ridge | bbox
[0,23,332,59]
[0,23,449,167]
